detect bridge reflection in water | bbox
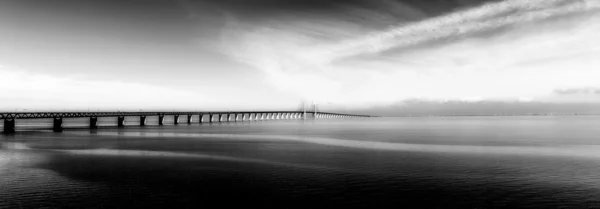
[1,111,373,133]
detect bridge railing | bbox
[1,111,373,133]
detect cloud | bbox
[326,0,598,61]
[0,66,217,111]
[218,0,600,107]
[554,87,600,95]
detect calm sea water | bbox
[1,116,600,208]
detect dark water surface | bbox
[2,116,600,208]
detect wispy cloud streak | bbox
[327,0,599,62]
[219,0,600,107]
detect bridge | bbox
[1,111,373,133]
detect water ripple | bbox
[65,131,600,159]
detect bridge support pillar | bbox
[53,117,63,132]
[242,114,246,121]
[187,115,193,124]
[174,115,180,125]
[159,115,165,126]
[90,117,98,129]
[140,116,147,126]
[3,118,15,133]
[218,114,223,122]
[234,114,238,122]
[117,116,125,127]
[200,114,204,123]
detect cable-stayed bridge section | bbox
[1,111,373,133]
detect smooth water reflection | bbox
[1,116,600,208]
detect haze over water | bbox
[1,116,600,208]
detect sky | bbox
[1,0,599,115]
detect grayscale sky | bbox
[1,0,599,114]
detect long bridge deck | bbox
[0,111,371,119]
[1,111,373,133]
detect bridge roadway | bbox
[1,111,372,133]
